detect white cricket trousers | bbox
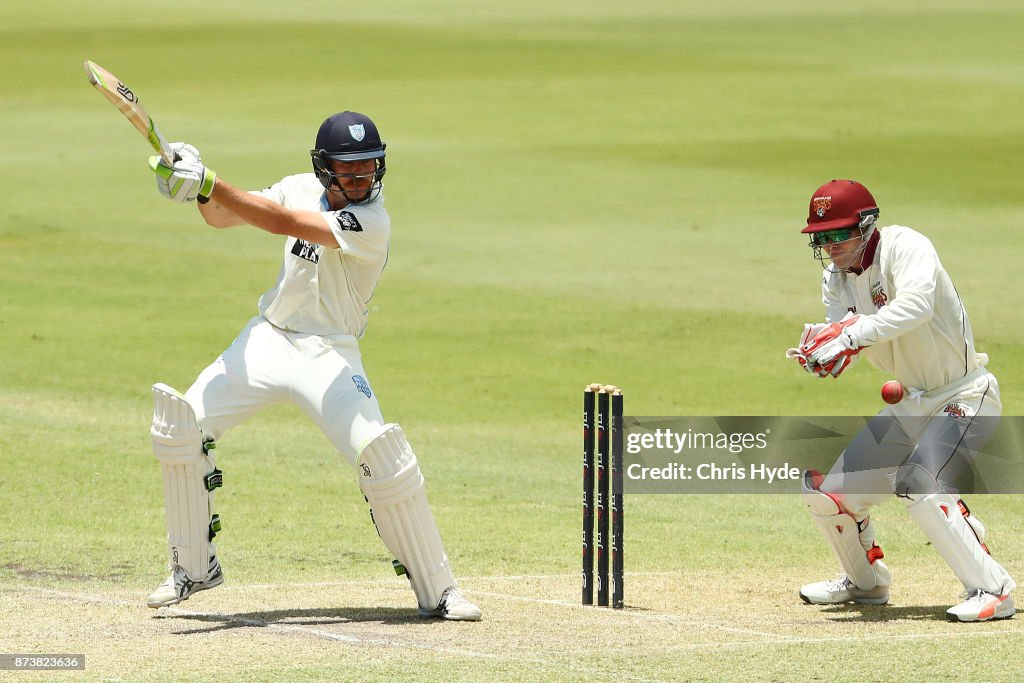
[184,316,386,467]
[820,367,1001,517]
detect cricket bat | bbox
[83,60,175,164]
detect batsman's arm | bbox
[150,151,341,248]
[201,179,341,249]
[196,191,245,228]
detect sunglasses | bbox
[810,228,858,246]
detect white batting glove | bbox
[149,154,217,203]
[169,141,202,165]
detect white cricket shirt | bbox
[253,173,390,337]
[821,225,987,392]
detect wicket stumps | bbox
[582,383,624,609]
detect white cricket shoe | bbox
[800,563,891,606]
[946,590,1015,622]
[418,587,482,621]
[146,556,224,608]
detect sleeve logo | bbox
[334,211,363,232]
[290,239,321,263]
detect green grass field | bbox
[2,1,1023,680]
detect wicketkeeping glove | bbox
[786,323,829,376]
[149,143,216,203]
[800,315,865,378]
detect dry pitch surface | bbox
[3,567,1022,682]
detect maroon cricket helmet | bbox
[802,179,879,233]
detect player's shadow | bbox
[815,603,954,622]
[156,607,425,636]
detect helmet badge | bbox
[813,196,832,218]
[348,124,366,142]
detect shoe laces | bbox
[825,576,854,592]
[958,588,995,604]
[441,586,465,605]
[168,560,216,588]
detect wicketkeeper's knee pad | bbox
[151,383,222,581]
[357,424,455,611]
[802,471,887,590]
[902,492,1015,595]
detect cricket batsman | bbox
[787,179,1015,622]
[141,111,481,621]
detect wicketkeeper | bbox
[787,179,1015,622]
[142,111,481,621]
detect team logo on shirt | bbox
[352,375,372,398]
[942,402,972,419]
[871,282,888,309]
[291,239,321,264]
[334,211,363,232]
[349,124,366,142]
[813,196,832,217]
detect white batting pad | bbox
[803,483,884,590]
[905,493,1016,595]
[151,383,220,581]
[357,424,455,610]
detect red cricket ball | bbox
[881,380,904,404]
